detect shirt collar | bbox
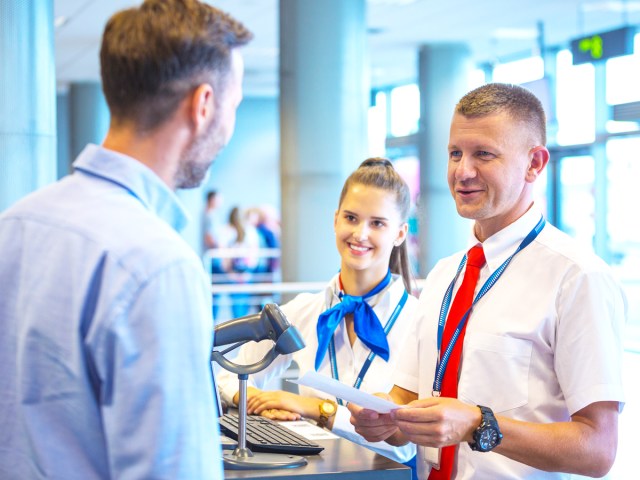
[323,273,396,310]
[73,144,190,232]
[324,274,342,308]
[468,205,543,274]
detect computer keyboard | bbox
[219,413,324,455]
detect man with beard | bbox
[0,1,252,478]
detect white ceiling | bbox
[54,0,640,96]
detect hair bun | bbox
[360,157,393,169]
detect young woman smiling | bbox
[217,158,418,465]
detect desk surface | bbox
[223,435,411,480]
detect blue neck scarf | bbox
[315,270,392,370]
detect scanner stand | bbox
[222,373,307,470]
[211,305,308,470]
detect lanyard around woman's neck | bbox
[432,215,546,396]
[328,282,408,406]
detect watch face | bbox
[479,428,500,450]
[321,401,336,416]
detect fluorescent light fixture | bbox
[581,1,640,12]
[491,28,539,40]
[368,0,419,5]
[54,15,68,29]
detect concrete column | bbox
[0,0,56,211]
[417,44,473,274]
[593,62,609,262]
[56,90,71,178]
[69,82,110,161]
[279,0,368,282]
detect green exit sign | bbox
[571,26,636,65]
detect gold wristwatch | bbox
[317,399,337,429]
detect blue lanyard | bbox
[432,216,546,396]
[329,289,409,406]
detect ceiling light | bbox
[581,1,640,12]
[491,28,539,40]
[54,16,68,29]
[368,0,419,5]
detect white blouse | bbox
[217,273,419,463]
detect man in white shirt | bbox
[348,83,626,479]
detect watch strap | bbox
[469,405,502,452]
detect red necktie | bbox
[429,245,486,480]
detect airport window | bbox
[602,35,640,335]
[468,68,487,90]
[606,34,640,134]
[558,155,596,249]
[607,137,640,255]
[555,49,596,146]
[389,84,420,137]
[492,56,544,84]
[606,33,640,106]
[607,136,640,331]
[368,91,388,157]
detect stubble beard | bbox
[174,116,223,189]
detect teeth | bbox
[350,244,369,252]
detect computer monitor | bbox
[211,363,226,417]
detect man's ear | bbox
[526,146,550,183]
[190,83,215,133]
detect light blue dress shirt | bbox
[0,145,222,479]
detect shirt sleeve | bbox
[555,267,627,414]
[91,259,222,480]
[393,300,422,394]
[332,404,416,463]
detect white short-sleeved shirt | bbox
[395,206,626,480]
[217,273,418,463]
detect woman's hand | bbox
[246,390,323,421]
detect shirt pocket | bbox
[458,333,532,413]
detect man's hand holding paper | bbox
[292,370,408,445]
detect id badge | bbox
[421,446,441,470]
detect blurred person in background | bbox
[204,190,224,250]
[219,205,262,318]
[204,190,226,321]
[245,205,282,308]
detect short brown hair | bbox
[100,0,252,132]
[455,83,547,145]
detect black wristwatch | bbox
[469,405,503,452]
